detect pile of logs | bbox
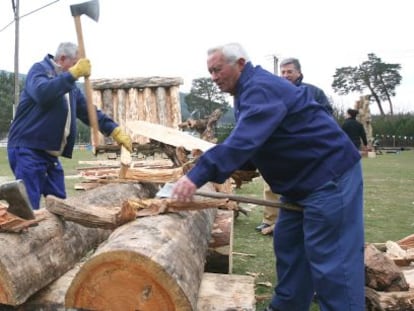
[0,178,254,310]
[365,235,414,310]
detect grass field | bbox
[1,148,413,310]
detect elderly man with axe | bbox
[172,43,365,311]
[7,42,132,210]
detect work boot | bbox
[255,222,271,232]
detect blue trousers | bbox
[271,162,365,311]
[8,147,66,209]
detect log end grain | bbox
[65,251,192,311]
[0,282,13,306]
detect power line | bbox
[0,0,60,33]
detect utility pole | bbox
[13,0,20,120]
[273,55,279,76]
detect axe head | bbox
[70,0,100,22]
[0,180,35,220]
[156,182,175,198]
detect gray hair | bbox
[280,57,301,73]
[55,42,78,59]
[207,42,250,64]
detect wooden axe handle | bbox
[194,190,303,212]
[73,15,99,147]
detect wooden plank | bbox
[196,272,256,311]
[126,120,215,152]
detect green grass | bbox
[1,148,413,310]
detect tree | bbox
[331,53,402,116]
[184,77,230,119]
[0,71,23,138]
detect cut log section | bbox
[0,209,111,306]
[45,183,157,229]
[65,183,218,311]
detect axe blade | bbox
[156,182,175,198]
[70,0,100,22]
[0,180,35,220]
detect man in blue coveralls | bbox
[7,42,132,210]
[171,43,365,311]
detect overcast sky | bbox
[1,0,413,114]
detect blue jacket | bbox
[187,62,360,200]
[7,55,118,158]
[295,76,333,114]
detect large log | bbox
[22,212,236,310]
[65,183,218,311]
[0,209,111,306]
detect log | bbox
[365,243,409,291]
[205,209,234,274]
[65,183,218,311]
[178,108,223,143]
[45,183,157,229]
[398,233,414,250]
[79,166,184,184]
[92,77,183,90]
[126,197,233,217]
[0,209,111,306]
[19,263,83,310]
[23,271,256,311]
[365,287,414,311]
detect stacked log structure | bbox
[91,77,183,146]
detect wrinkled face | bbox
[280,63,301,84]
[56,51,79,72]
[207,51,244,95]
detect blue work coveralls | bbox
[7,55,118,209]
[187,62,365,310]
